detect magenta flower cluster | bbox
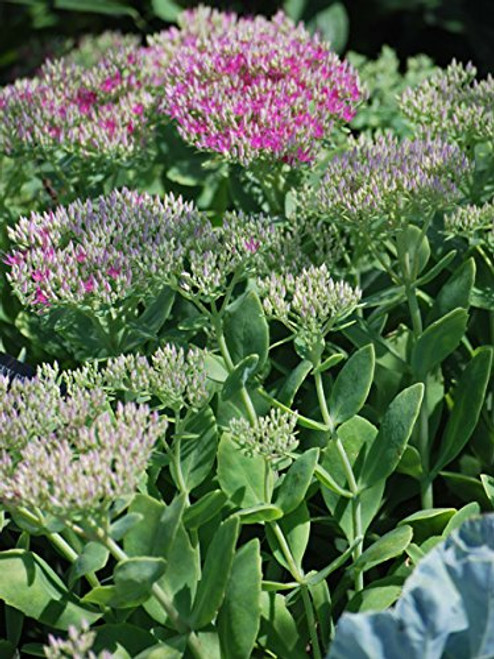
[0,40,153,158]
[148,6,363,165]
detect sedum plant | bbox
[0,7,493,659]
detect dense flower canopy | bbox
[400,60,494,146]
[148,6,364,165]
[5,188,295,310]
[309,133,471,228]
[0,38,153,159]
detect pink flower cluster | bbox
[0,38,153,159]
[149,6,363,165]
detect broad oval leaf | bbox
[190,516,240,629]
[113,557,167,608]
[238,504,284,524]
[0,549,100,630]
[354,525,413,573]
[274,448,319,515]
[223,290,269,369]
[411,308,468,378]
[433,347,493,474]
[329,344,375,427]
[217,434,267,507]
[218,539,262,659]
[360,383,424,489]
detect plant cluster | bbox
[0,5,492,659]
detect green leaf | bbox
[274,448,319,514]
[329,344,375,427]
[170,406,217,492]
[0,549,100,629]
[190,516,240,629]
[396,445,423,479]
[354,525,413,573]
[183,490,228,530]
[310,2,349,53]
[222,354,259,400]
[321,416,384,541]
[123,287,176,349]
[433,347,493,473]
[411,308,468,378]
[223,290,269,369]
[218,540,262,659]
[427,257,475,323]
[481,474,494,508]
[143,520,200,624]
[416,249,457,286]
[113,557,167,608]
[238,504,284,524]
[397,224,431,278]
[347,577,403,613]
[125,493,186,559]
[218,434,268,507]
[283,0,308,21]
[398,508,456,543]
[277,359,313,406]
[313,352,345,374]
[442,502,481,537]
[68,542,109,587]
[309,579,332,648]
[109,513,144,541]
[258,592,307,659]
[360,383,424,488]
[151,0,182,21]
[267,504,310,571]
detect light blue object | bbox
[328,515,494,659]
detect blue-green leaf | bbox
[360,384,424,488]
[190,516,240,629]
[329,344,375,427]
[218,539,262,659]
[433,347,493,474]
[223,290,269,369]
[0,550,100,629]
[411,308,468,378]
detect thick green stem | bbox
[314,371,364,591]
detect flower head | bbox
[0,396,165,519]
[229,408,298,461]
[400,60,494,146]
[148,6,363,165]
[258,263,361,343]
[0,40,153,160]
[306,133,470,232]
[6,189,305,311]
[44,620,112,659]
[6,189,202,310]
[66,344,210,411]
[445,200,494,246]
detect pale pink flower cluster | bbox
[148,6,363,165]
[0,42,153,159]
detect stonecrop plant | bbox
[0,4,492,659]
